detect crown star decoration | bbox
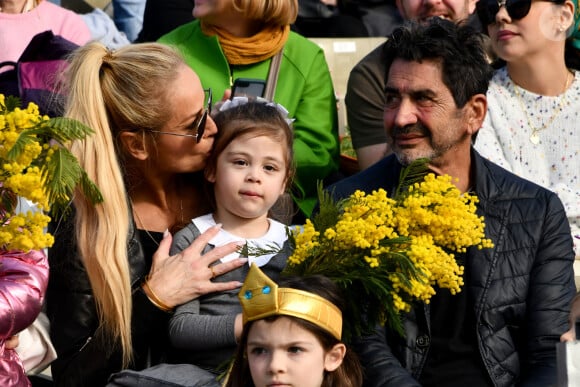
[239,264,343,340]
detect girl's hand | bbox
[561,294,580,342]
[234,313,243,342]
[5,335,19,350]
[146,225,245,308]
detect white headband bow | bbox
[218,97,295,126]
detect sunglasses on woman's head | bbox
[476,0,534,25]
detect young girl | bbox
[225,264,363,387]
[474,0,580,254]
[168,99,295,376]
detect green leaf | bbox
[2,95,22,112]
[27,117,95,145]
[40,148,103,217]
[394,158,431,198]
[311,182,343,232]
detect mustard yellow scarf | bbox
[201,22,289,65]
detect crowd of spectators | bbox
[1,0,579,386]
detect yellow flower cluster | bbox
[0,211,53,252]
[1,98,54,251]
[1,94,101,252]
[288,219,320,266]
[395,174,493,252]
[285,169,494,335]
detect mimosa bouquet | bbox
[283,160,494,339]
[0,95,102,252]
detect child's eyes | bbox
[232,159,248,166]
[263,164,278,172]
[250,347,267,355]
[288,346,303,354]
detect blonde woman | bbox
[46,42,246,387]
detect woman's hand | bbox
[146,224,246,309]
[561,293,580,342]
[211,89,232,118]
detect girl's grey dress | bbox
[167,214,290,374]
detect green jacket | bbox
[159,21,339,217]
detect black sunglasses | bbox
[149,88,212,143]
[476,0,534,25]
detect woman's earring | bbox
[558,24,565,33]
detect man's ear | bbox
[468,0,478,16]
[464,94,487,137]
[323,343,346,372]
[118,131,149,161]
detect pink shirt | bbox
[0,1,91,64]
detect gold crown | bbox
[238,264,343,340]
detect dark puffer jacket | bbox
[329,150,576,387]
[46,213,170,387]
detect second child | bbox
[224,264,363,387]
[167,99,295,377]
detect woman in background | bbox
[475,0,580,254]
[159,0,340,223]
[0,0,90,64]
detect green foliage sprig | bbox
[1,95,102,251]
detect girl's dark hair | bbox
[224,275,363,387]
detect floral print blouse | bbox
[475,67,580,255]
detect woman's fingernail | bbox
[163,229,170,238]
[238,258,248,263]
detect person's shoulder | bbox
[354,41,387,71]
[328,155,400,199]
[158,19,200,44]
[173,216,206,240]
[488,67,510,92]
[287,31,319,48]
[348,41,387,85]
[37,1,84,22]
[282,32,331,74]
[285,31,325,57]
[37,1,74,15]
[483,67,517,111]
[476,152,560,202]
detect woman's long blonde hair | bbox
[63,42,185,366]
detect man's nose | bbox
[390,99,418,129]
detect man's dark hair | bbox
[382,18,493,108]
